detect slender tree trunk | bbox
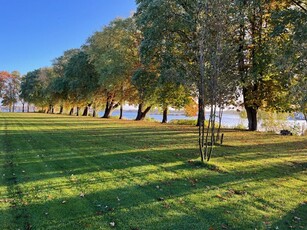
[51,106,54,114]
[119,104,123,119]
[162,107,168,123]
[12,104,15,112]
[197,4,207,162]
[92,108,96,117]
[76,107,80,116]
[69,108,74,116]
[27,104,30,113]
[82,106,88,116]
[197,97,205,126]
[22,103,25,112]
[216,107,223,142]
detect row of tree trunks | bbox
[41,103,170,123]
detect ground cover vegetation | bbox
[0,113,306,229]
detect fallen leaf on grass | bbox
[110,222,115,227]
[178,198,185,204]
[163,202,171,209]
[62,200,66,204]
[216,194,226,200]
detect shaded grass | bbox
[0,113,306,229]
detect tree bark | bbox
[27,104,30,113]
[82,106,88,116]
[119,104,123,119]
[243,86,259,131]
[162,107,168,123]
[197,97,205,126]
[135,103,143,120]
[22,103,25,113]
[59,106,63,114]
[76,107,80,116]
[69,108,74,116]
[135,103,152,120]
[102,101,119,118]
[245,105,257,131]
[92,108,96,117]
[102,101,112,118]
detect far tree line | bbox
[1,0,306,130]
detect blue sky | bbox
[0,0,136,75]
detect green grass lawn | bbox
[0,113,306,229]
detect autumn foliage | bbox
[184,98,198,117]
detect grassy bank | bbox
[0,113,306,229]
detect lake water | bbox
[99,110,247,127]
[98,110,306,134]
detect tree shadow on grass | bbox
[213,139,307,161]
[1,114,307,229]
[271,203,307,229]
[1,159,305,229]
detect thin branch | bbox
[291,0,307,12]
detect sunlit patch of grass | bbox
[0,113,306,229]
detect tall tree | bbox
[136,0,238,161]
[87,18,140,118]
[63,50,99,116]
[235,0,306,130]
[1,71,21,112]
[52,49,80,114]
